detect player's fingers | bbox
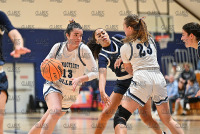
[10,50,15,56]
[73,83,77,91]
[114,62,117,69]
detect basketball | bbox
[40,58,63,81]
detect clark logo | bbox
[7,11,21,17]
[91,11,104,17]
[35,11,48,17]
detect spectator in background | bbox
[179,63,196,84]
[167,75,179,114]
[182,78,199,115]
[173,78,186,115]
[165,62,180,81]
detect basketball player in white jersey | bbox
[181,22,200,97]
[28,20,98,134]
[114,14,184,134]
[88,29,165,134]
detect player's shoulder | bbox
[52,41,66,50]
[54,41,64,47]
[79,42,91,51]
[0,10,6,17]
[122,42,132,48]
[111,34,125,43]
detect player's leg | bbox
[114,96,140,134]
[94,92,123,134]
[40,92,65,134]
[0,90,7,134]
[156,102,184,134]
[28,109,50,134]
[153,71,184,134]
[94,78,131,134]
[138,99,163,134]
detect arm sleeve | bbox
[45,43,60,60]
[98,55,108,68]
[0,11,15,32]
[82,45,98,81]
[120,44,131,63]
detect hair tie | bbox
[69,19,75,24]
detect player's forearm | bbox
[78,75,89,83]
[99,68,107,93]
[8,29,24,48]
[124,66,133,75]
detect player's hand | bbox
[176,98,180,103]
[100,91,111,107]
[195,90,200,97]
[72,78,81,91]
[114,58,122,69]
[10,46,31,58]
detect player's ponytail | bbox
[87,29,102,59]
[65,19,82,36]
[123,14,151,43]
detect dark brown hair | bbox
[65,19,82,35]
[183,22,200,41]
[87,28,102,59]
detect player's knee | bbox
[160,115,172,125]
[100,108,115,121]
[113,105,132,129]
[140,115,152,124]
[49,108,62,119]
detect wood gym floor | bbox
[3,111,200,134]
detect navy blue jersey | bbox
[0,11,15,65]
[98,34,132,80]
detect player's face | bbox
[95,29,110,47]
[123,22,133,37]
[181,29,193,48]
[66,28,83,47]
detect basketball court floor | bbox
[3,111,199,134]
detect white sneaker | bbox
[186,103,190,110]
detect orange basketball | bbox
[41,59,63,81]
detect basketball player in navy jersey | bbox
[181,22,200,97]
[0,10,31,134]
[114,14,184,134]
[87,28,164,134]
[28,20,98,134]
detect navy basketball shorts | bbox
[0,71,8,102]
[113,77,132,95]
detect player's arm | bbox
[120,44,133,75]
[82,45,98,82]
[44,43,60,60]
[72,45,98,90]
[8,29,31,58]
[98,54,111,106]
[0,11,30,58]
[99,67,111,107]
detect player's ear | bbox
[189,33,195,40]
[66,33,70,39]
[129,26,134,32]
